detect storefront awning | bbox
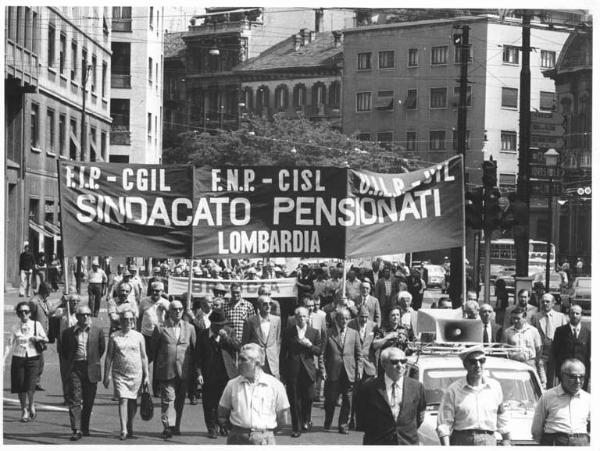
[29,219,61,240]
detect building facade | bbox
[110,6,164,164]
[544,25,592,266]
[5,6,112,289]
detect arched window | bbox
[329,81,341,107]
[256,85,270,113]
[312,82,326,106]
[274,84,289,110]
[242,87,254,112]
[293,84,306,109]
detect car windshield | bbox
[427,266,444,276]
[575,278,591,288]
[423,368,541,408]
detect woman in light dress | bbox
[103,308,149,440]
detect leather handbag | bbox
[33,321,47,353]
[140,383,153,421]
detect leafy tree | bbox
[162,115,426,173]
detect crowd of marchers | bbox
[6,252,591,446]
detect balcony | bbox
[110,129,131,146]
[111,74,131,89]
[5,40,39,92]
[112,19,132,32]
[187,19,254,37]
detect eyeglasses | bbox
[152,289,162,293]
[389,359,407,365]
[77,313,92,317]
[172,307,184,312]
[17,310,31,315]
[562,373,585,381]
[467,357,486,365]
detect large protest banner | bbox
[58,156,463,258]
[167,276,297,298]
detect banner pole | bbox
[342,259,347,298]
[186,258,193,311]
[186,164,195,314]
[63,257,70,295]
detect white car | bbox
[406,352,543,445]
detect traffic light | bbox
[482,159,497,188]
[483,187,502,230]
[465,187,484,229]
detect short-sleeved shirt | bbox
[10,320,48,358]
[139,297,170,337]
[219,372,290,430]
[87,268,108,284]
[223,299,255,342]
[437,377,508,438]
[502,323,542,365]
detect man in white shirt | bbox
[479,303,501,344]
[87,259,107,317]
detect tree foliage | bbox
[162,115,426,173]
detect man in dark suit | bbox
[356,347,426,445]
[323,307,362,434]
[551,304,591,389]
[352,281,382,327]
[479,303,502,343]
[60,305,106,441]
[374,267,394,323]
[281,306,322,438]
[196,310,240,439]
[242,295,281,378]
[151,300,200,438]
[348,305,378,429]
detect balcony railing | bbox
[5,41,39,91]
[112,19,132,32]
[111,74,131,89]
[187,19,254,36]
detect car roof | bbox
[407,354,535,372]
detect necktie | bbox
[483,326,489,343]
[391,383,399,419]
[340,328,346,344]
[545,315,552,339]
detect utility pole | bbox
[449,24,469,306]
[515,11,531,277]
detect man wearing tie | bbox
[353,281,382,327]
[323,307,361,434]
[241,295,281,378]
[356,347,426,445]
[479,304,501,344]
[531,294,567,388]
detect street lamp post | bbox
[544,148,559,292]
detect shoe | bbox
[323,422,332,431]
[172,427,181,436]
[208,429,218,439]
[291,431,301,438]
[20,409,29,423]
[127,426,134,438]
[82,430,90,437]
[70,431,82,441]
[348,419,355,430]
[162,428,172,439]
[338,427,349,435]
[29,406,37,420]
[190,397,197,405]
[219,425,228,436]
[35,385,45,391]
[302,421,312,432]
[119,432,127,440]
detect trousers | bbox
[159,377,188,429]
[66,360,97,433]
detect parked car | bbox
[569,276,591,315]
[423,264,446,289]
[407,350,542,445]
[532,271,568,309]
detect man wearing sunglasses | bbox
[60,306,106,440]
[531,358,590,446]
[437,345,511,446]
[355,347,425,445]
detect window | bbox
[293,85,306,108]
[357,52,371,70]
[406,131,417,151]
[59,114,66,156]
[357,133,371,141]
[501,131,517,151]
[454,44,473,63]
[109,155,130,163]
[429,130,446,150]
[148,57,153,85]
[149,6,154,28]
[379,51,394,69]
[81,48,87,85]
[408,48,419,67]
[111,99,130,130]
[356,92,372,112]
[69,118,78,160]
[329,81,340,107]
[540,50,556,68]
[31,103,39,148]
[502,45,519,64]
[501,87,518,108]
[101,131,107,161]
[147,113,152,141]
[431,46,448,65]
[46,109,55,152]
[453,86,472,107]
[15,7,22,45]
[375,90,394,110]
[91,55,97,93]
[452,130,471,150]
[44,200,55,224]
[24,7,31,50]
[59,33,66,75]
[405,89,417,109]
[377,132,393,149]
[430,88,447,108]
[111,42,131,88]
[29,198,40,220]
[540,91,555,111]
[499,173,516,191]
[31,10,38,53]
[312,83,326,106]
[155,62,159,90]
[112,6,132,32]
[154,116,157,145]
[71,40,78,80]
[48,23,56,68]
[90,127,97,162]
[101,61,107,97]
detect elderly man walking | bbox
[218,343,290,445]
[151,301,200,438]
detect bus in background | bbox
[482,238,556,280]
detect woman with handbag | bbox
[3,301,48,422]
[103,308,149,440]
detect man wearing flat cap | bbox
[352,281,382,327]
[437,345,511,446]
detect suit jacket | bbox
[531,311,567,346]
[242,314,281,378]
[552,323,591,372]
[481,321,502,343]
[356,375,426,445]
[374,278,394,315]
[352,295,382,327]
[196,325,240,385]
[348,318,378,377]
[151,318,198,381]
[323,326,362,382]
[60,324,106,383]
[281,324,322,383]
